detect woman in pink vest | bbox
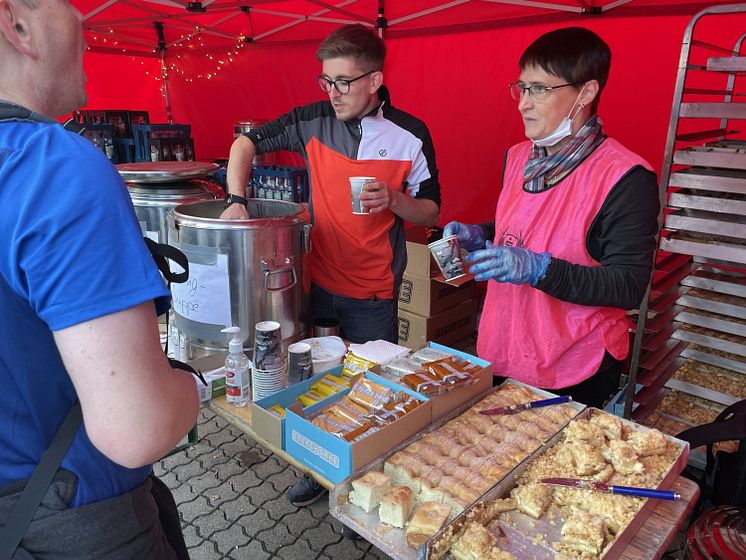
[444,27,660,408]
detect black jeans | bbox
[555,351,623,409]
[0,471,188,560]
[311,284,398,343]
[492,351,622,409]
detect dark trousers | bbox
[492,351,623,409]
[554,351,623,409]
[311,284,398,343]
[0,471,188,560]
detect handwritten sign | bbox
[171,253,231,328]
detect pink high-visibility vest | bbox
[477,138,653,389]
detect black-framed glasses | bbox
[509,82,578,101]
[317,70,375,94]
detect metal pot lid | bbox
[128,184,215,197]
[115,161,219,184]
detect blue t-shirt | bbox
[0,120,170,506]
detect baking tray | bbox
[328,380,586,560]
[681,346,746,375]
[674,309,746,338]
[664,209,746,240]
[681,267,746,299]
[660,235,746,266]
[678,103,746,121]
[668,190,746,216]
[673,326,746,359]
[668,167,746,196]
[665,377,739,407]
[427,409,690,560]
[115,161,219,183]
[668,356,746,402]
[707,57,746,72]
[677,291,746,321]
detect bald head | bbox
[0,0,87,117]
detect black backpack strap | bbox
[677,399,746,509]
[0,401,82,560]
[169,358,207,387]
[677,400,746,448]
[143,237,189,285]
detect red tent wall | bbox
[83,53,167,122]
[83,11,743,225]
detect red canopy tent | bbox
[74,0,746,224]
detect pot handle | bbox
[261,258,297,292]
[302,224,313,254]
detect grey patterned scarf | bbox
[523,115,606,192]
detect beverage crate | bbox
[133,124,192,162]
[249,165,309,203]
[74,109,149,138]
[81,123,118,163]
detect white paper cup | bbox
[288,342,313,384]
[428,235,466,281]
[349,176,375,214]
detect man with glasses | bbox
[444,27,659,409]
[222,24,440,506]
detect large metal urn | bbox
[117,162,223,244]
[168,199,312,359]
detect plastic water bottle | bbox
[221,327,250,407]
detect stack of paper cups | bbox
[251,321,287,401]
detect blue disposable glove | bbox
[442,221,486,251]
[465,241,552,286]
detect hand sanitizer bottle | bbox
[221,327,250,407]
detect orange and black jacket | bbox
[246,86,441,300]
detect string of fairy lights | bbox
[86,27,251,88]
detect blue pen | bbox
[480,395,572,415]
[541,478,681,500]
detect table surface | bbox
[205,395,699,559]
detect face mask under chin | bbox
[532,89,585,148]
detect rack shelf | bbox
[623,5,746,457]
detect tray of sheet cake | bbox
[329,380,586,560]
[426,408,689,560]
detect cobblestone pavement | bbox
[153,335,479,560]
[154,407,391,560]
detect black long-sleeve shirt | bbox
[482,166,660,310]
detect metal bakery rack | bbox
[624,4,746,464]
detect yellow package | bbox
[268,404,286,418]
[341,352,377,378]
[298,390,326,408]
[310,382,335,399]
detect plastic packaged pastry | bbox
[341,352,378,378]
[347,377,394,410]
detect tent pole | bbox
[377,0,386,39]
[154,21,173,124]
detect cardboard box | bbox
[195,370,226,403]
[399,241,474,315]
[284,372,431,483]
[397,299,478,351]
[398,273,475,316]
[251,367,347,450]
[404,240,440,278]
[370,341,493,422]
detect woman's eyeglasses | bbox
[509,82,578,101]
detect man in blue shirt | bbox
[0,1,199,557]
